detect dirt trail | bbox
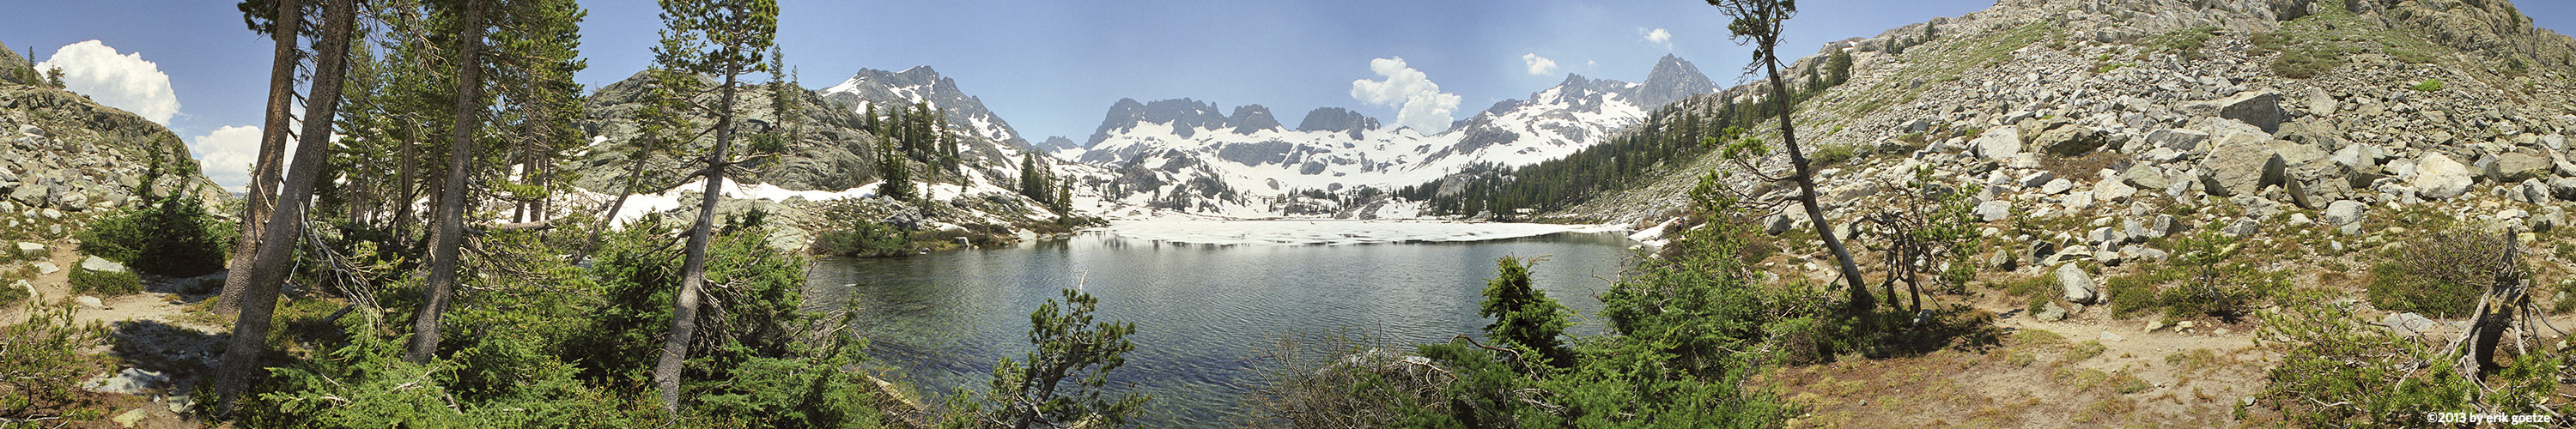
[3,245,220,429]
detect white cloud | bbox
[1521,53,1558,76]
[1348,57,1461,134]
[1642,27,1674,50]
[191,125,264,191]
[33,40,179,125]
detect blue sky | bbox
[4,1,2573,188]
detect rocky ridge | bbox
[577,69,1093,249]
[1567,0,2576,289]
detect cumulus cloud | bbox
[1521,53,1558,76]
[1348,57,1461,134]
[1642,27,1674,49]
[190,125,264,191]
[33,40,179,125]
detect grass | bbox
[67,263,140,297]
[2411,78,2445,92]
[1809,143,1860,167]
[2066,340,2106,362]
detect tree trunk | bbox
[394,119,417,245]
[1760,41,1874,315]
[209,0,355,410]
[655,70,740,416]
[576,148,651,261]
[404,0,483,364]
[214,0,302,317]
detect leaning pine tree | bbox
[647,0,779,417]
[1703,0,1874,316]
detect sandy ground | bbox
[3,246,219,429]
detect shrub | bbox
[2271,45,2346,79]
[2103,275,2162,317]
[67,263,141,296]
[75,187,234,277]
[2257,292,2562,426]
[2367,227,2512,317]
[0,301,107,421]
[2158,231,2282,321]
[943,288,1148,428]
[1808,143,1859,167]
[1479,257,1572,367]
[808,221,908,257]
[2411,78,2445,92]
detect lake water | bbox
[804,221,1638,426]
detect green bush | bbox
[2271,45,2346,79]
[2257,292,2563,426]
[942,288,1148,429]
[75,188,234,277]
[808,224,906,258]
[2103,275,2162,317]
[0,301,107,421]
[2367,228,2511,317]
[2156,231,2282,321]
[1807,143,1859,167]
[67,263,141,296]
[2411,78,2445,92]
[1479,257,1572,367]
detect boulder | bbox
[1977,201,2014,222]
[2041,178,2075,195]
[2213,91,2284,133]
[2119,166,2170,190]
[2095,177,2137,201]
[2383,312,2442,335]
[2304,88,2338,116]
[2037,301,2069,322]
[74,295,104,308]
[2019,171,2057,188]
[2222,217,2261,237]
[2057,263,2099,305]
[2324,200,2366,226]
[2035,126,2111,157]
[2490,150,2553,182]
[1971,126,2023,160]
[2553,177,2576,201]
[2146,129,2208,151]
[13,241,43,257]
[32,262,58,275]
[2412,153,2473,200]
[2203,133,2327,197]
[80,256,128,275]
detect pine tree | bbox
[647,0,780,416]
[1706,0,1874,315]
[213,0,308,317]
[210,0,357,409]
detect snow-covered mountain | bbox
[820,66,1030,148]
[1056,55,1717,217]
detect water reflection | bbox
[806,229,1636,426]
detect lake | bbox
[804,221,1640,426]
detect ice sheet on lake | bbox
[1104,220,1626,245]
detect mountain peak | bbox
[1633,55,1716,109]
[1295,106,1381,139]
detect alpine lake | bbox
[805,221,1639,426]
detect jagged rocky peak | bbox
[1294,107,1381,139]
[819,64,1029,147]
[1631,54,1716,109]
[1228,105,1281,134]
[1086,98,1234,144]
[1037,136,1080,152]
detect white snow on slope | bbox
[1103,220,1624,245]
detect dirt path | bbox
[3,245,220,429]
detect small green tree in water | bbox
[945,288,1150,428]
[1479,256,1573,367]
